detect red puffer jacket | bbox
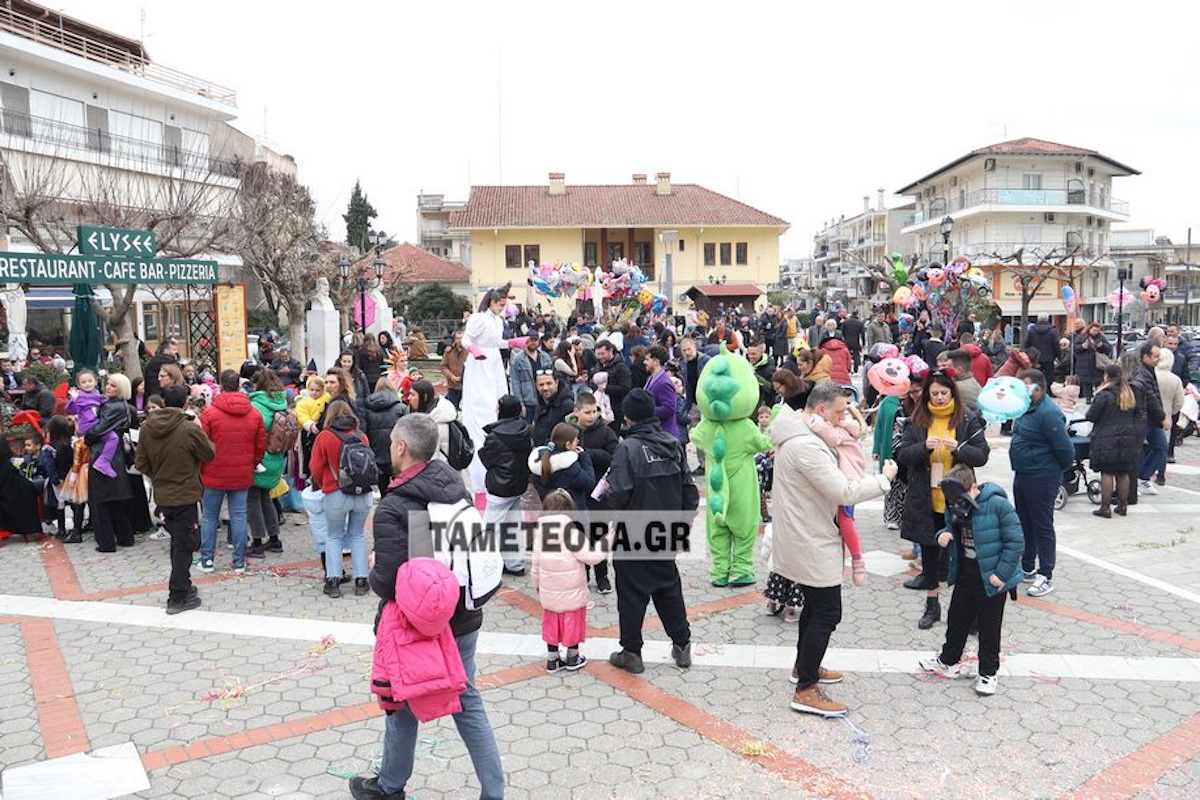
[820,337,853,384]
[199,391,266,490]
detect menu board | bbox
[215,284,248,372]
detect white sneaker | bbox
[149,526,170,541]
[975,674,998,696]
[918,655,965,679]
[1140,479,1159,495]
[1027,575,1054,597]
[1021,569,1038,583]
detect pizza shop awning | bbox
[684,283,764,313]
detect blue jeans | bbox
[1139,424,1169,481]
[1014,473,1058,580]
[484,493,524,571]
[322,491,370,580]
[200,488,248,566]
[302,487,328,556]
[376,630,504,799]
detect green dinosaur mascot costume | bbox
[691,344,772,587]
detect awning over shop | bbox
[683,283,765,316]
[23,286,113,309]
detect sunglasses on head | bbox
[535,368,555,377]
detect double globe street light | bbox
[339,230,388,337]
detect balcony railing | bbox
[0,6,236,106]
[0,110,241,177]
[910,189,1130,224]
[957,241,1107,260]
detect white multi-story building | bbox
[897,137,1138,322]
[1109,230,1199,327]
[811,189,916,312]
[417,193,470,265]
[0,0,280,356]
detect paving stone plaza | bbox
[1,428,1198,799]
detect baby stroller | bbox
[1055,417,1101,510]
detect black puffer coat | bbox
[85,398,132,502]
[893,410,990,546]
[478,417,533,498]
[1085,386,1141,473]
[362,390,406,470]
[1072,331,1112,386]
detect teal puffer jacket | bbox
[943,483,1026,597]
[249,390,288,490]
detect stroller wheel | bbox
[1086,479,1102,505]
[1054,485,1068,511]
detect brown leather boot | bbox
[789,685,848,717]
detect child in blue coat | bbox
[919,464,1024,696]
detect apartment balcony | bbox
[905,188,1130,232]
[953,241,1113,263]
[0,110,241,178]
[0,4,236,106]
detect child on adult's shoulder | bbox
[1050,375,1080,415]
[531,490,611,672]
[918,464,1024,697]
[807,402,869,585]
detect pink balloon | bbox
[868,358,911,396]
[903,354,929,380]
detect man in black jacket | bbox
[270,346,303,387]
[840,312,864,371]
[143,339,179,400]
[591,339,631,436]
[1023,314,1060,387]
[354,414,503,800]
[1134,342,1169,497]
[478,394,533,575]
[18,374,54,419]
[532,372,574,446]
[606,389,700,676]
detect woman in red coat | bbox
[820,334,853,385]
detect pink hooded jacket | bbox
[531,513,610,613]
[371,558,467,721]
[807,414,866,480]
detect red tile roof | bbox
[897,137,1140,194]
[450,184,788,229]
[352,244,470,284]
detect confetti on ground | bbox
[841,717,872,764]
[1029,672,1061,685]
[310,634,338,656]
[737,739,770,758]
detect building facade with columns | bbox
[450,172,789,315]
[897,137,1139,323]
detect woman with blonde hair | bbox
[1086,364,1141,517]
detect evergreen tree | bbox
[343,180,377,254]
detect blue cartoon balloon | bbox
[977,376,1031,423]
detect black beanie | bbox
[622,388,656,423]
[497,394,522,420]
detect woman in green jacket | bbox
[248,368,289,557]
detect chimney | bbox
[548,172,565,196]
[877,188,885,211]
[632,173,647,184]
[655,172,671,196]
[863,196,870,214]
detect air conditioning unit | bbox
[949,176,958,187]
[984,158,996,171]
[1044,213,1057,223]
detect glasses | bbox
[534,369,555,377]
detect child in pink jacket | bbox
[808,402,869,586]
[531,490,610,672]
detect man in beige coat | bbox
[769,381,897,718]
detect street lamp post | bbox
[940,215,954,266]
[1117,265,1130,351]
[659,229,678,321]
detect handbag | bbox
[1095,351,1110,369]
[123,429,140,475]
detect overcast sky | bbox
[57,1,1200,260]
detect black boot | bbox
[918,597,940,630]
[323,578,342,598]
[354,578,369,596]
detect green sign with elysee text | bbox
[77,225,158,257]
[0,252,219,284]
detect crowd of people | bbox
[3,291,1198,800]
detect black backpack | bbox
[445,418,475,471]
[336,431,379,495]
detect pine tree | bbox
[343,180,377,254]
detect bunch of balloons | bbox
[890,257,990,338]
[1061,285,1077,315]
[1108,287,1136,310]
[527,260,595,299]
[599,259,648,301]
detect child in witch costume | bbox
[919,464,1024,696]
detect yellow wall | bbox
[469,225,783,313]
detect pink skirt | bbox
[542,607,588,647]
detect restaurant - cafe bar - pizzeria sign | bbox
[0,252,219,284]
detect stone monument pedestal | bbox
[305,278,339,372]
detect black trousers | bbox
[160,504,200,602]
[126,473,153,533]
[939,557,1007,677]
[614,561,690,654]
[793,583,842,689]
[246,486,280,544]
[92,499,134,551]
[921,512,950,587]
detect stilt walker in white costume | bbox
[461,283,528,499]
